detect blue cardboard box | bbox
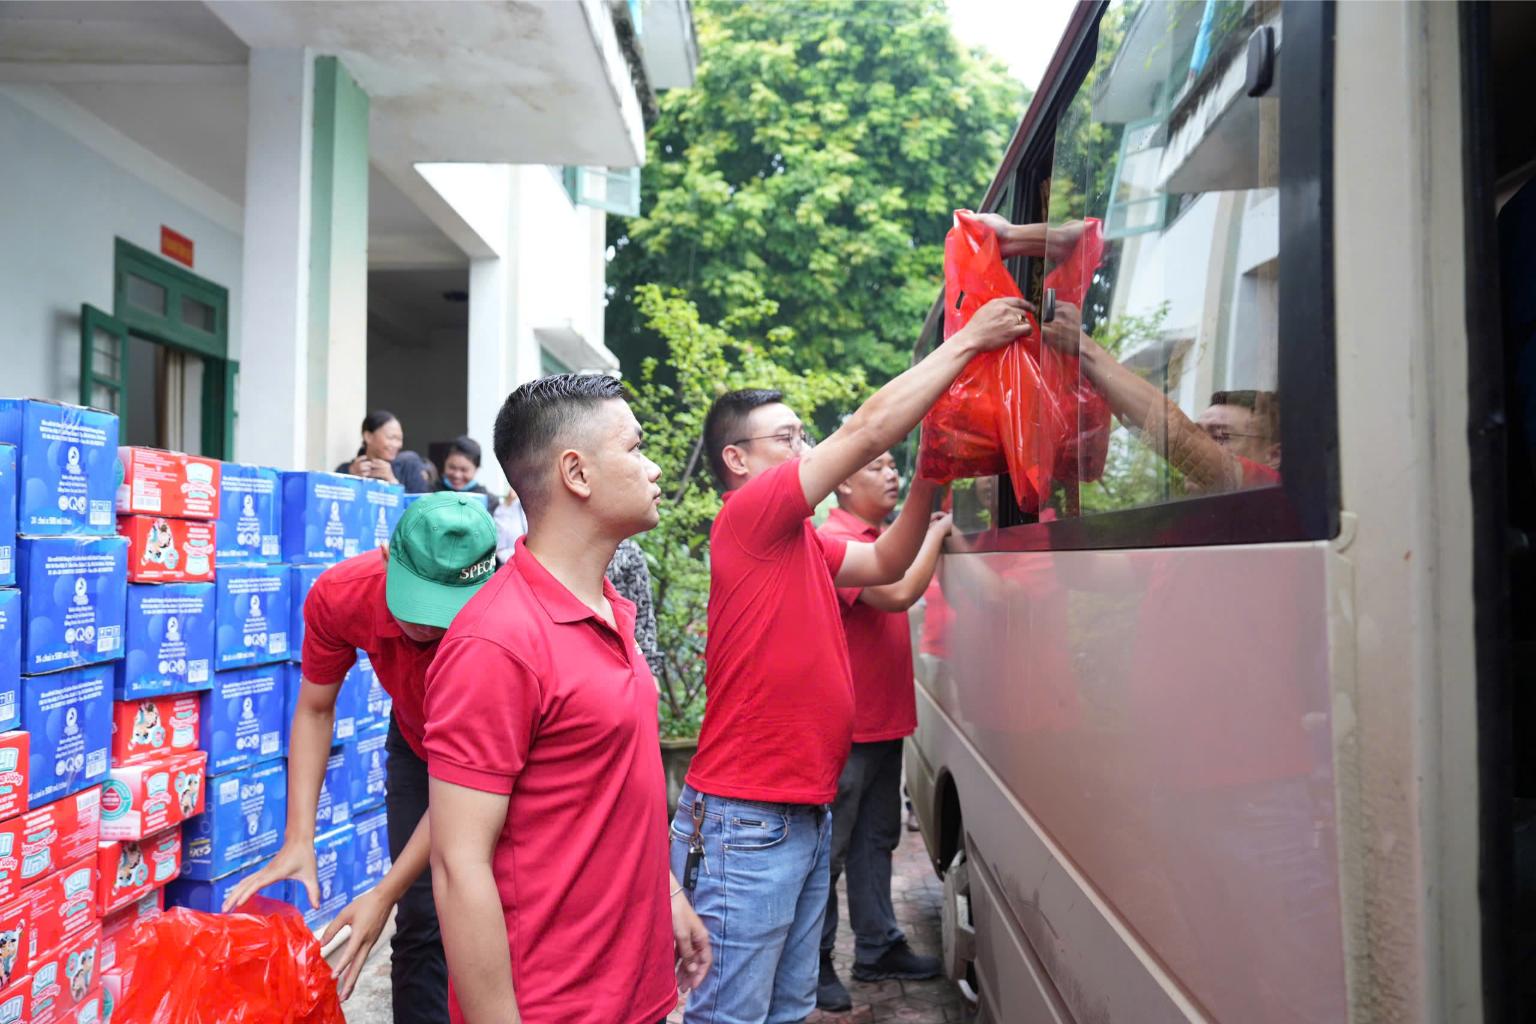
[352,807,390,898]
[200,664,285,774]
[214,563,291,671]
[360,480,404,551]
[115,582,215,699]
[216,464,281,565]
[181,759,286,880]
[304,824,356,929]
[316,745,351,831]
[17,535,127,674]
[280,473,364,565]
[0,443,15,586]
[0,398,119,536]
[348,720,388,815]
[165,864,288,913]
[0,590,17,731]
[20,664,112,807]
[287,565,325,665]
[333,652,372,742]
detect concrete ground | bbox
[342,826,969,1023]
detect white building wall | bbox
[0,88,244,404]
[512,167,613,372]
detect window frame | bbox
[921,0,1337,551]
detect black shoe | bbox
[851,941,942,982]
[817,953,852,1012]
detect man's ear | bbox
[558,448,594,499]
[721,443,748,482]
[836,479,854,500]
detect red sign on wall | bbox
[160,226,194,268]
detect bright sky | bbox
[946,0,1079,91]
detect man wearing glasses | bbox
[674,295,1032,1023]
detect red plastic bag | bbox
[113,899,344,1024]
[1039,219,1111,484]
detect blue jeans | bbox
[670,785,832,1024]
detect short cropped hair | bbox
[493,373,624,516]
[447,435,482,468]
[1210,389,1280,443]
[703,389,784,486]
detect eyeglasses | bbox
[728,427,816,452]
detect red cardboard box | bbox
[0,891,29,991]
[0,972,28,1024]
[0,818,26,908]
[99,751,205,841]
[117,516,216,583]
[28,925,99,1024]
[96,831,179,916]
[18,789,102,894]
[99,891,159,974]
[0,734,28,823]
[117,448,220,520]
[109,695,200,766]
[27,860,96,964]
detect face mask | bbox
[445,477,472,492]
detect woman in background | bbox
[437,435,491,497]
[338,410,433,493]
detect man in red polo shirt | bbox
[229,492,499,1022]
[424,374,709,1024]
[815,451,950,1010]
[676,295,1030,1023]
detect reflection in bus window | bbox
[1040,0,1283,518]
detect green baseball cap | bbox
[385,493,500,629]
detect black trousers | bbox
[386,717,449,1023]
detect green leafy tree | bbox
[609,0,1026,385]
[626,286,868,738]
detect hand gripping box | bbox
[351,807,390,899]
[199,665,284,774]
[287,566,325,664]
[0,733,29,822]
[0,400,118,537]
[116,516,215,584]
[302,825,355,930]
[181,760,285,881]
[280,473,364,565]
[116,448,219,521]
[360,480,404,551]
[16,789,102,895]
[27,923,99,1024]
[215,464,280,565]
[214,564,290,671]
[0,593,16,732]
[163,863,285,914]
[21,668,112,808]
[109,694,199,766]
[96,830,179,916]
[99,750,206,841]
[0,889,30,991]
[17,537,126,675]
[347,721,388,815]
[0,444,15,587]
[27,859,97,963]
[114,583,214,700]
[315,746,350,832]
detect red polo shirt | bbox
[422,539,674,1024]
[686,459,855,805]
[819,507,918,743]
[301,549,440,760]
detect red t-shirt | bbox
[422,539,674,1024]
[819,507,918,743]
[686,459,854,804]
[301,549,441,759]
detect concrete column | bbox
[235,49,313,469]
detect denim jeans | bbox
[670,784,832,1024]
[386,718,449,1023]
[821,740,906,964]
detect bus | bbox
[903,2,1529,1021]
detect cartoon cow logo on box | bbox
[0,928,20,986]
[131,703,164,749]
[175,771,201,817]
[142,519,179,569]
[116,842,148,890]
[66,946,95,1001]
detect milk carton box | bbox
[98,891,159,974]
[114,583,213,700]
[348,721,388,815]
[96,831,178,916]
[303,825,354,929]
[213,564,289,671]
[199,666,284,775]
[332,656,370,744]
[116,516,215,584]
[26,859,97,963]
[27,924,100,1024]
[98,751,206,842]
[351,807,390,899]
[0,733,30,821]
[109,695,199,766]
[0,444,16,587]
[0,888,30,990]
[21,668,111,807]
[0,400,117,537]
[280,473,363,565]
[360,480,404,551]
[286,565,325,664]
[0,591,19,731]
[181,760,285,881]
[163,864,284,914]
[215,465,280,565]
[115,449,219,520]
[315,747,350,832]
[17,538,126,674]
[348,651,383,733]
[0,971,27,1024]
[16,789,102,893]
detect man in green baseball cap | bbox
[229,490,498,1023]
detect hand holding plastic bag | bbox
[113,899,345,1024]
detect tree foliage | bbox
[609,0,1026,384]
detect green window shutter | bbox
[80,305,130,416]
[201,357,239,460]
[565,167,642,218]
